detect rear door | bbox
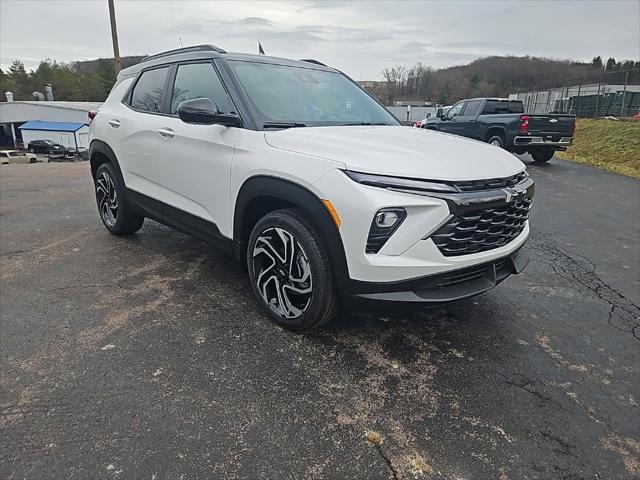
[116,65,173,201]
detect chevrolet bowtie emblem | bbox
[502,187,523,203]
[549,118,559,123]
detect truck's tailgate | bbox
[528,114,574,136]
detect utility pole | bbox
[108,0,121,73]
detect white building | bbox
[0,100,102,148]
[19,121,90,150]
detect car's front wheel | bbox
[94,162,144,235]
[247,209,339,331]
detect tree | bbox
[605,57,617,71]
[7,60,30,99]
[592,56,603,69]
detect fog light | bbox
[366,207,407,254]
[375,210,401,228]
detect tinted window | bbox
[447,102,466,117]
[508,101,524,113]
[131,67,169,113]
[463,100,481,116]
[9,152,23,156]
[482,100,524,114]
[170,63,233,114]
[229,61,398,127]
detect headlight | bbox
[366,207,406,254]
[344,170,458,194]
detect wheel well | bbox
[233,176,349,278]
[238,195,295,268]
[486,127,505,142]
[90,151,111,179]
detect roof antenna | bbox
[258,40,265,55]
[179,36,184,48]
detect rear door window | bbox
[170,62,234,114]
[462,100,481,117]
[130,67,169,113]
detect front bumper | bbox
[342,248,528,311]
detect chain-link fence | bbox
[510,68,640,118]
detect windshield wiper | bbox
[263,122,307,129]
[341,122,391,126]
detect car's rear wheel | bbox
[247,209,339,331]
[487,134,504,148]
[94,162,144,235]
[531,147,555,163]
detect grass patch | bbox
[556,118,640,179]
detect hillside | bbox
[370,55,639,105]
[1,54,637,104]
[557,119,640,179]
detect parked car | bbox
[0,150,38,164]
[422,98,575,163]
[89,44,534,330]
[27,140,67,155]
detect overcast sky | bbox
[1,0,639,79]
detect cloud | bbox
[1,0,638,79]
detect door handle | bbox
[108,119,121,128]
[158,127,174,138]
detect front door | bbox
[153,61,240,234]
[440,101,466,135]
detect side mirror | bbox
[436,108,443,118]
[177,98,241,127]
[426,112,431,118]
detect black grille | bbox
[454,172,527,192]
[431,197,532,256]
[432,258,507,289]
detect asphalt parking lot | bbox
[1,158,639,479]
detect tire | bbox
[29,157,37,164]
[94,162,144,235]
[247,208,339,331]
[531,148,555,163]
[487,134,504,148]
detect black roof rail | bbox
[142,44,226,62]
[300,59,326,66]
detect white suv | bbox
[89,45,534,331]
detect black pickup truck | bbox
[421,98,575,163]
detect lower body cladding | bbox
[341,248,529,311]
[312,168,534,311]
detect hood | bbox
[265,126,524,181]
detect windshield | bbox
[228,61,399,128]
